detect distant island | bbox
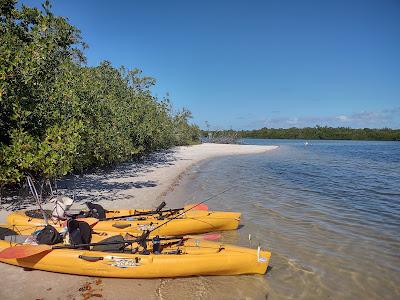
[203,126,400,142]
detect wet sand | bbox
[0,143,277,300]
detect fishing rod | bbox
[27,176,49,225]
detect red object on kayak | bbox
[194,203,208,211]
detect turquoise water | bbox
[163,140,400,299]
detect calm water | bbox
[162,139,400,300]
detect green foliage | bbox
[0,1,200,186]
[173,108,201,146]
[203,126,400,141]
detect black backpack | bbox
[36,225,63,245]
[67,219,92,249]
[86,202,106,219]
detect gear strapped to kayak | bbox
[3,185,238,257]
[36,225,63,245]
[4,186,237,254]
[85,202,107,219]
[8,185,240,237]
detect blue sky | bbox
[22,0,400,129]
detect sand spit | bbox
[0,143,277,300]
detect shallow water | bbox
[162,139,400,299]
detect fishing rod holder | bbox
[257,246,267,262]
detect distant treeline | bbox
[0,1,200,186]
[203,126,400,141]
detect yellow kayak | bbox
[0,227,270,278]
[7,209,241,236]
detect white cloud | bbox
[244,107,400,129]
[337,115,349,121]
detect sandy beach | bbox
[0,143,277,300]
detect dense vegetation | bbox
[0,0,200,187]
[204,126,400,141]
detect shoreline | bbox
[92,143,278,210]
[0,143,277,300]
[1,143,278,221]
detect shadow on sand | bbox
[1,149,180,211]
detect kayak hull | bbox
[7,210,241,236]
[0,237,270,278]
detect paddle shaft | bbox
[51,235,192,250]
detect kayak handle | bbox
[79,255,104,262]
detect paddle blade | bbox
[185,203,209,211]
[0,244,51,259]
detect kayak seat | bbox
[92,235,126,253]
[67,219,92,249]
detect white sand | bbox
[89,143,278,209]
[0,143,277,300]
